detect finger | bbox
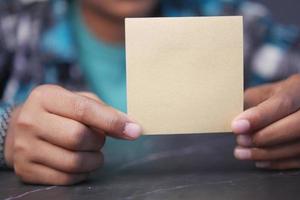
[232,76,300,135]
[76,91,140,127]
[33,140,104,173]
[244,83,276,109]
[32,85,142,140]
[236,135,253,147]
[15,162,88,185]
[252,110,300,147]
[232,92,300,135]
[256,158,300,170]
[234,142,300,161]
[76,92,111,135]
[76,92,104,104]
[36,112,105,151]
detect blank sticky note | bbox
[125,16,243,135]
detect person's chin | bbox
[111,0,159,17]
[111,3,158,18]
[82,0,159,20]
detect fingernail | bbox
[123,123,142,139]
[232,119,250,134]
[234,148,252,160]
[237,135,253,147]
[256,162,270,168]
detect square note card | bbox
[126,16,243,135]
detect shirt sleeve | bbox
[0,102,13,169]
[239,1,300,87]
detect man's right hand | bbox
[4,85,142,185]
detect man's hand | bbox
[232,74,300,170]
[4,85,142,185]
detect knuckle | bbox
[16,110,35,130]
[89,134,106,151]
[73,97,90,120]
[250,148,262,160]
[249,107,264,126]
[30,85,55,100]
[83,92,99,100]
[105,109,124,132]
[251,148,270,161]
[67,153,84,172]
[13,137,37,164]
[69,123,86,149]
[106,117,119,132]
[252,137,260,146]
[77,92,103,103]
[276,94,294,112]
[252,132,266,147]
[13,138,30,156]
[252,136,267,147]
[29,86,46,100]
[273,82,285,94]
[29,84,63,103]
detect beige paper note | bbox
[126,16,243,135]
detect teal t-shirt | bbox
[71,2,127,112]
[70,2,149,167]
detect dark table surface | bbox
[1,133,300,200]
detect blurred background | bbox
[256,0,300,26]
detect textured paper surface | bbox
[126,16,243,135]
